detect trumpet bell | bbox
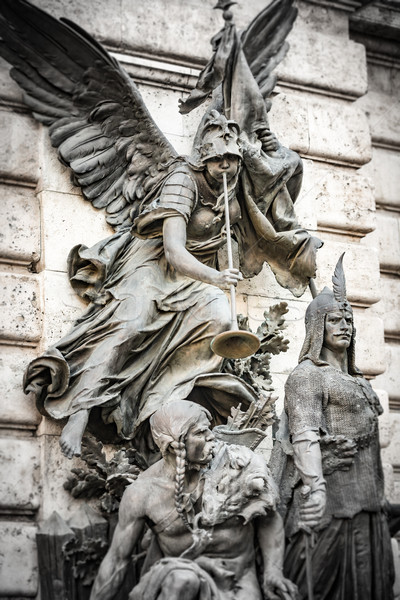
[210,330,260,359]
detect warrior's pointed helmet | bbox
[190,109,242,168]
[299,254,361,374]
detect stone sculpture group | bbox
[0,0,394,598]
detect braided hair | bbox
[171,439,192,531]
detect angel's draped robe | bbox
[24,142,322,450]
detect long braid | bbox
[172,440,192,531]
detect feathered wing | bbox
[0,0,178,230]
[241,0,297,111]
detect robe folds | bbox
[24,146,321,448]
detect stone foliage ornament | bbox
[271,255,395,600]
[0,0,321,463]
[90,400,298,600]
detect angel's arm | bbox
[163,216,242,288]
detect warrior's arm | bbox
[257,512,298,599]
[90,487,146,600]
[163,215,242,288]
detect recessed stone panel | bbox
[0,437,40,513]
[375,343,400,402]
[0,184,40,264]
[0,522,38,596]
[0,109,39,184]
[0,273,42,343]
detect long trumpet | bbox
[210,172,261,359]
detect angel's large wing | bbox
[0,0,178,230]
[241,0,297,110]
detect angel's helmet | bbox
[191,109,242,168]
[298,254,360,375]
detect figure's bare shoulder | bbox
[119,461,167,522]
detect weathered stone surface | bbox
[301,160,376,236]
[0,184,40,264]
[314,239,381,307]
[279,26,367,98]
[0,273,42,343]
[352,309,386,377]
[35,0,123,47]
[138,83,185,138]
[0,346,41,428]
[41,270,86,347]
[0,109,39,184]
[269,92,372,165]
[372,277,400,339]
[361,147,400,210]
[0,522,38,596]
[39,190,113,273]
[121,0,267,63]
[38,433,86,521]
[374,212,400,274]
[375,343,400,402]
[0,437,40,513]
[356,90,400,148]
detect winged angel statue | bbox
[0,0,322,460]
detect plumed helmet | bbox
[299,254,361,375]
[190,109,242,167]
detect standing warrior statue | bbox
[277,255,394,599]
[0,0,322,458]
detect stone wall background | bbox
[0,0,399,596]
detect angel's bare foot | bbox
[59,410,89,459]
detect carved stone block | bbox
[361,147,400,209]
[0,109,39,183]
[279,26,368,98]
[375,212,400,273]
[356,90,400,147]
[0,273,42,343]
[269,93,372,165]
[39,190,112,273]
[372,277,400,339]
[0,522,38,596]
[301,160,376,236]
[0,437,40,514]
[0,183,40,264]
[313,240,381,307]
[375,344,400,404]
[0,345,41,427]
[352,308,386,377]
